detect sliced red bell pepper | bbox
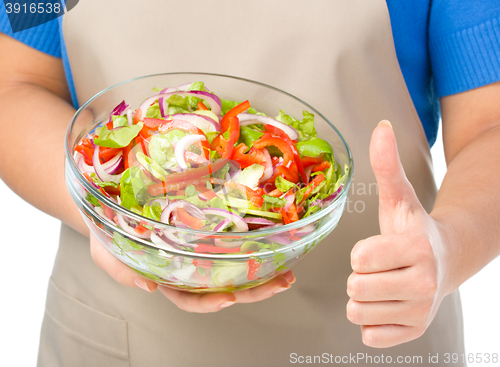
[253,136,294,167]
[232,144,267,169]
[299,173,325,204]
[221,100,250,130]
[123,143,133,170]
[194,184,218,200]
[210,134,226,156]
[133,108,143,124]
[277,164,299,183]
[280,208,291,225]
[197,101,208,110]
[301,156,324,168]
[75,144,94,165]
[247,258,261,281]
[221,116,239,159]
[216,100,250,159]
[194,244,242,254]
[147,160,230,195]
[267,188,283,197]
[286,203,299,223]
[264,124,307,184]
[134,225,149,235]
[311,161,331,172]
[177,207,204,230]
[81,138,93,148]
[99,147,122,163]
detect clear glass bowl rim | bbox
[65,72,354,259]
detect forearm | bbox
[431,125,500,294]
[0,82,88,236]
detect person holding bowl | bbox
[1,1,500,366]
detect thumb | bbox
[370,120,421,232]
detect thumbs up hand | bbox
[346,121,452,348]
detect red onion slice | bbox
[243,217,276,226]
[92,144,123,184]
[150,198,168,210]
[214,218,231,232]
[268,234,293,245]
[295,223,316,236]
[238,113,298,140]
[116,213,151,239]
[108,100,129,122]
[324,185,344,204]
[170,113,220,132]
[213,239,244,249]
[259,148,273,183]
[256,223,283,231]
[201,208,248,232]
[304,166,313,185]
[139,91,222,117]
[175,135,207,170]
[284,193,295,212]
[150,232,179,251]
[185,151,209,166]
[162,228,198,248]
[184,204,206,220]
[77,154,94,173]
[126,109,133,126]
[161,200,206,224]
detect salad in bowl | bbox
[65,73,353,292]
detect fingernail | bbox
[289,276,297,284]
[220,301,236,308]
[135,278,152,292]
[378,120,392,127]
[273,285,291,294]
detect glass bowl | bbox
[65,73,353,293]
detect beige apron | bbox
[38,1,465,366]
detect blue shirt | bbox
[2,1,500,146]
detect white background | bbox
[0,126,499,365]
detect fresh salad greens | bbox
[75,81,348,256]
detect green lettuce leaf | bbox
[239,126,263,150]
[146,102,162,119]
[235,164,265,190]
[295,138,333,157]
[262,195,286,207]
[119,166,151,210]
[90,173,119,188]
[112,115,128,128]
[142,202,163,222]
[85,193,101,207]
[220,99,259,116]
[275,110,316,142]
[275,175,295,193]
[148,130,187,168]
[94,122,143,148]
[136,152,168,181]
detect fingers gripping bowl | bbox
[65,73,353,293]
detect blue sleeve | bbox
[429,0,500,97]
[0,1,61,57]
